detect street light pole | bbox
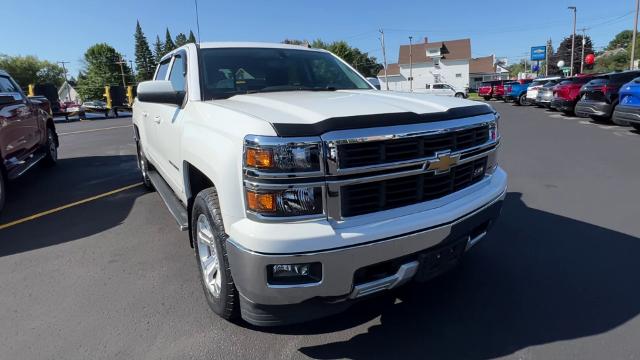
[115,57,127,87]
[568,6,577,77]
[409,36,413,92]
[631,0,639,70]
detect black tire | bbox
[518,94,528,106]
[632,124,640,131]
[42,127,58,166]
[483,96,491,101]
[0,169,5,213]
[136,143,153,190]
[192,187,239,320]
[454,92,464,98]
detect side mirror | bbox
[137,80,185,106]
[0,95,17,106]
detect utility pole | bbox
[194,0,201,43]
[568,6,577,77]
[115,57,127,87]
[57,61,70,101]
[409,36,413,92]
[579,28,587,74]
[379,29,389,90]
[631,0,640,70]
[545,39,550,77]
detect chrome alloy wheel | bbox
[196,214,221,298]
[48,130,57,161]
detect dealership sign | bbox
[531,46,546,61]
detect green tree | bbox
[175,33,188,47]
[593,50,629,72]
[607,30,633,50]
[187,30,197,44]
[551,35,593,75]
[0,54,65,88]
[134,21,156,82]
[76,43,133,101]
[286,39,381,77]
[153,35,164,63]
[164,28,176,54]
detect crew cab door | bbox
[153,52,187,194]
[139,59,171,170]
[0,75,41,164]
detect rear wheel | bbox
[454,92,464,98]
[137,144,153,190]
[192,188,239,320]
[42,127,57,166]
[483,96,491,101]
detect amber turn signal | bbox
[245,148,273,168]
[246,191,276,213]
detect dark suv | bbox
[575,70,640,120]
[0,69,59,212]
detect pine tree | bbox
[134,21,156,82]
[175,33,188,47]
[187,30,197,44]
[164,28,176,54]
[153,35,164,63]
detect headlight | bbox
[244,136,321,173]
[245,187,323,217]
[244,136,324,218]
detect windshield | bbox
[199,47,372,100]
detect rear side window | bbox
[587,77,608,86]
[155,60,171,80]
[611,71,640,84]
[169,55,186,92]
[0,76,20,93]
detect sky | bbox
[1,0,635,76]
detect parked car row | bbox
[492,70,640,132]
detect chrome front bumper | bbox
[226,188,505,308]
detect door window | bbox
[0,76,23,100]
[169,55,186,92]
[155,60,171,80]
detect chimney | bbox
[423,37,429,43]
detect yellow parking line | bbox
[59,125,133,136]
[0,182,143,231]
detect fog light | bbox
[267,262,322,285]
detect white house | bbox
[378,38,508,92]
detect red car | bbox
[0,69,59,212]
[478,80,509,100]
[550,74,600,114]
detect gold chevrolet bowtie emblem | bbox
[426,151,460,174]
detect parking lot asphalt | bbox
[1,102,640,360]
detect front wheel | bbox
[192,188,239,320]
[0,169,5,213]
[42,127,58,166]
[483,96,491,101]
[454,92,464,98]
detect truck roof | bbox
[198,42,324,52]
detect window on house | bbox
[456,73,462,78]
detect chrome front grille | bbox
[337,126,489,169]
[323,113,499,220]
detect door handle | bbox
[142,112,148,118]
[153,116,161,124]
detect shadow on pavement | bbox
[0,155,146,257]
[292,192,640,359]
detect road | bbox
[1,102,640,360]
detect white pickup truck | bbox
[133,42,507,326]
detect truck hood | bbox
[205,90,492,136]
